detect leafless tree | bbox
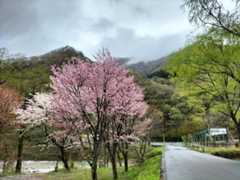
[184,0,240,37]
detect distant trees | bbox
[0,85,20,129]
[0,48,9,60]
[0,85,20,175]
[143,74,196,140]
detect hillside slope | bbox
[128,57,167,76]
[0,46,88,95]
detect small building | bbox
[192,128,229,146]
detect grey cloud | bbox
[98,27,187,62]
[0,0,193,61]
[89,18,115,33]
[0,0,37,37]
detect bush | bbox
[206,147,240,159]
[145,147,162,159]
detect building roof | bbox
[192,128,227,137]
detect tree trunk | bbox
[59,147,70,171]
[236,124,240,143]
[62,157,70,171]
[123,152,128,172]
[117,151,122,167]
[110,146,118,180]
[104,146,109,167]
[111,155,118,180]
[230,114,240,144]
[91,141,101,180]
[54,161,59,172]
[69,153,74,169]
[122,143,128,172]
[91,163,98,180]
[15,135,24,174]
[107,143,118,180]
[2,160,7,175]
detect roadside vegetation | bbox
[39,147,162,180]
[191,146,240,160]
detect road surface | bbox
[164,145,240,180]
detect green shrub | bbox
[206,147,240,159]
[145,147,163,159]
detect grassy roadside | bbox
[40,147,163,180]
[191,146,240,160]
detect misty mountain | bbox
[128,57,167,76]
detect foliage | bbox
[133,118,153,163]
[184,0,240,37]
[145,146,162,159]
[0,85,20,175]
[40,147,162,180]
[0,85,20,129]
[196,147,240,160]
[121,147,162,180]
[143,74,199,139]
[165,30,240,139]
[50,50,148,179]
[0,46,86,96]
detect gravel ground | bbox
[0,175,43,180]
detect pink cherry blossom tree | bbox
[104,77,148,177]
[50,50,148,180]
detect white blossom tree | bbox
[16,93,78,171]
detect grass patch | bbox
[192,146,240,160]
[205,147,240,159]
[120,147,162,180]
[41,168,114,180]
[40,147,163,180]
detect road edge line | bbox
[161,146,167,180]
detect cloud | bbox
[97,27,188,62]
[0,0,37,38]
[0,0,193,61]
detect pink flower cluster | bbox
[50,50,148,132]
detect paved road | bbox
[164,145,240,180]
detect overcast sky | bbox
[0,0,194,61]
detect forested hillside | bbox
[165,30,240,139]
[2,30,240,144]
[0,46,88,96]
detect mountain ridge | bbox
[128,56,168,76]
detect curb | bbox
[161,149,167,180]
